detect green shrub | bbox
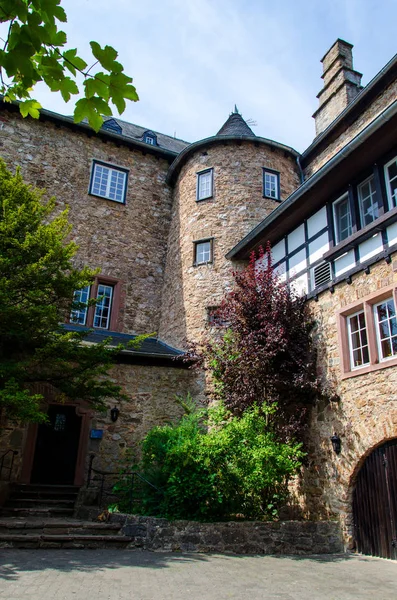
[115,400,304,521]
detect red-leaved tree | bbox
[190,245,326,438]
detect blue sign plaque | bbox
[90,429,104,439]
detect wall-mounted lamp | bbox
[330,434,341,455]
[110,406,120,422]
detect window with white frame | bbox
[385,156,397,209]
[333,193,352,243]
[197,169,213,201]
[90,161,128,203]
[374,297,397,360]
[263,170,280,200]
[70,286,90,325]
[194,239,212,265]
[93,284,114,329]
[358,176,379,227]
[347,310,370,369]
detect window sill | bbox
[193,261,213,267]
[196,196,214,202]
[263,195,281,202]
[341,355,397,379]
[88,192,126,205]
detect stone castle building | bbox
[1,39,397,557]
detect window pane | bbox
[70,286,90,325]
[198,171,212,200]
[348,310,369,369]
[358,177,379,226]
[196,241,211,264]
[91,164,126,203]
[334,196,352,242]
[264,172,279,199]
[93,284,113,329]
[386,159,397,208]
[375,298,397,360]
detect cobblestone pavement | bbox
[0,550,396,600]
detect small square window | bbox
[197,169,213,201]
[263,169,280,200]
[194,239,213,265]
[358,176,379,227]
[90,161,128,204]
[333,193,352,243]
[384,156,397,210]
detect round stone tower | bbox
[159,109,301,348]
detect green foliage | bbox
[0,159,126,424]
[116,399,304,521]
[0,0,138,131]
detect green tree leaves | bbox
[0,160,126,424]
[0,0,138,131]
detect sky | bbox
[11,0,397,152]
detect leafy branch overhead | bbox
[0,0,139,131]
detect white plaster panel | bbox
[387,222,397,247]
[307,206,328,239]
[359,233,383,263]
[290,273,308,297]
[271,239,286,264]
[288,224,305,252]
[308,232,330,265]
[289,248,307,276]
[334,250,355,277]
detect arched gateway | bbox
[353,440,397,559]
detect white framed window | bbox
[347,310,370,369]
[384,156,397,210]
[194,239,213,265]
[263,169,280,200]
[374,297,397,361]
[358,176,379,227]
[333,193,352,243]
[197,169,213,201]
[70,286,90,325]
[93,284,114,329]
[90,161,128,204]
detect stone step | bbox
[0,519,122,536]
[10,490,79,501]
[12,484,80,495]
[0,533,133,549]
[6,498,76,509]
[0,507,75,518]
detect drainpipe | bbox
[296,155,305,185]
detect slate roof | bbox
[216,112,256,137]
[63,324,184,359]
[101,116,189,154]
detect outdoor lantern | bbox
[110,406,120,422]
[330,434,341,455]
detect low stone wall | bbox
[110,514,344,555]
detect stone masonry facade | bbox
[0,38,397,555]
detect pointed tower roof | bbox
[216,107,256,137]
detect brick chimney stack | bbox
[313,39,363,136]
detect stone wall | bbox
[304,79,397,178]
[294,253,397,548]
[0,108,173,336]
[0,362,204,484]
[109,513,343,554]
[159,141,301,347]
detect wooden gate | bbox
[353,439,397,559]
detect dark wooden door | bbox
[353,439,397,559]
[31,405,82,485]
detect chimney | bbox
[313,39,363,136]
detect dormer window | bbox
[101,118,122,135]
[143,131,157,146]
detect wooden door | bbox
[353,440,397,559]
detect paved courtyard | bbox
[0,550,396,600]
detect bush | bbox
[116,400,304,521]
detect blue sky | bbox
[18,0,397,151]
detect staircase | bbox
[1,484,79,518]
[0,484,133,548]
